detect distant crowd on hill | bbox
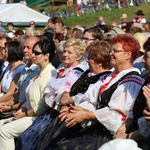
[0,8,150,150]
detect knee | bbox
[0,125,11,138]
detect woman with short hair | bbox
[37,34,144,150]
[0,41,25,104]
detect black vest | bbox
[70,70,111,96]
[97,71,141,109]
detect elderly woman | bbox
[15,38,87,150]
[0,38,57,150]
[114,37,150,150]
[35,40,113,150]
[36,34,144,150]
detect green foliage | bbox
[12,2,150,29]
[62,3,150,28]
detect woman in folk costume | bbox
[36,34,144,150]
[15,38,87,150]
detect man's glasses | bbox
[30,24,35,25]
[82,37,96,41]
[109,49,125,53]
[32,50,43,56]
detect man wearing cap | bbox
[133,10,147,24]
[118,14,128,28]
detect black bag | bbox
[0,111,15,120]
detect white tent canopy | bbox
[0,3,50,26]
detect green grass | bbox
[61,3,150,28]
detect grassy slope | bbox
[61,3,150,28]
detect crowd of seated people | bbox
[0,14,150,150]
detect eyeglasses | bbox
[32,50,43,56]
[0,46,5,51]
[82,37,96,41]
[30,23,35,25]
[109,49,125,53]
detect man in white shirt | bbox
[133,10,147,24]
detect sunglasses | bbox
[30,24,35,25]
[32,50,43,56]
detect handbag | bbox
[0,111,15,120]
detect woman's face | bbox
[110,43,130,67]
[62,46,81,67]
[86,57,100,73]
[54,23,63,33]
[0,39,7,61]
[32,45,46,66]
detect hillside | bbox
[13,1,150,28]
[62,3,150,28]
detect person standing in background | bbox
[76,0,82,16]
[6,22,15,38]
[29,21,36,29]
[133,10,147,24]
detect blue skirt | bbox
[15,110,53,150]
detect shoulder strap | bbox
[70,70,111,97]
[133,77,148,121]
[95,71,111,78]
[73,67,84,72]
[96,71,141,109]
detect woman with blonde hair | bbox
[37,34,144,150]
[16,38,87,150]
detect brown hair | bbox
[87,40,112,69]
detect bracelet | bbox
[10,105,13,111]
[126,133,130,139]
[25,111,29,117]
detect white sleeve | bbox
[45,70,83,108]
[73,80,102,110]
[141,18,147,23]
[55,69,84,97]
[93,79,143,134]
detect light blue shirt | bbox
[17,63,40,103]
